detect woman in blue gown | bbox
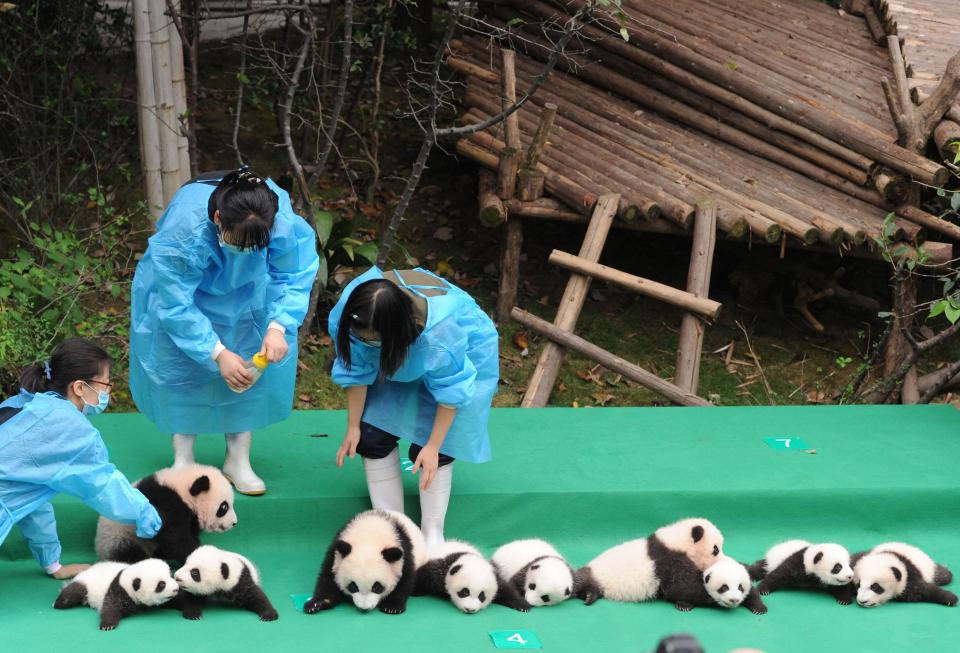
[129,169,319,495]
[328,267,499,548]
[0,339,161,578]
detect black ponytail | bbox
[19,338,112,396]
[207,168,278,251]
[336,278,421,380]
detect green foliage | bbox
[314,208,378,270]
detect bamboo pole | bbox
[675,199,718,394]
[522,193,619,407]
[148,0,182,204]
[132,0,163,224]
[548,250,722,321]
[166,0,191,183]
[512,308,712,407]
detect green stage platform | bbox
[3,406,959,652]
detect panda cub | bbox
[53,559,179,630]
[666,557,768,614]
[575,517,724,605]
[491,539,575,608]
[174,546,278,621]
[749,540,854,603]
[96,464,237,564]
[305,510,427,615]
[414,540,530,613]
[838,542,957,608]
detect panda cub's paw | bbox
[379,604,406,615]
[99,623,117,631]
[836,598,852,606]
[944,592,958,607]
[303,597,334,614]
[674,602,694,612]
[260,609,280,621]
[750,605,768,615]
[182,611,203,620]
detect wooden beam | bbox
[496,218,523,323]
[512,308,712,407]
[675,199,718,394]
[521,193,619,407]
[548,249,721,321]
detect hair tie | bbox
[43,360,52,380]
[351,313,360,320]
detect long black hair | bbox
[336,278,421,379]
[19,338,112,396]
[208,169,278,251]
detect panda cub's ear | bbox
[704,573,711,584]
[813,552,823,564]
[335,540,352,558]
[221,562,230,580]
[691,525,704,543]
[450,564,462,576]
[133,578,141,591]
[190,475,210,496]
[382,547,403,563]
[891,567,902,581]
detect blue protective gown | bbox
[328,267,499,464]
[129,178,320,434]
[0,391,161,569]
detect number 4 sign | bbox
[490,630,543,649]
[764,436,812,451]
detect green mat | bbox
[3,406,959,652]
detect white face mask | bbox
[81,381,110,416]
[217,226,251,255]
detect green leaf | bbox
[505,17,525,27]
[356,242,379,264]
[726,61,739,71]
[236,72,250,84]
[619,26,629,41]
[343,243,354,261]
[313,209,334,246]
[877,311,893,318]
[946,303,960,324]
[930,300,947,318]
[951,192,960,212]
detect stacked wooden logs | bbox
[450,0,960,258]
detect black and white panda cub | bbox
[173,545,278,621]
[748,540,854,603]
[668,556,768,614]
[575,517,725,605]
[414,540,530,613]
[53,559,179,630]
[304,510,427,615]
[492,539,577,608]
[837,542,957,608]
[96,464,237,564]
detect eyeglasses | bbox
[84,379,114,389]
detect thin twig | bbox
[736,320,775,405]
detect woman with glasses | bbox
[129,168,319,495]
[0,338,162,578]
[328,268,499,549]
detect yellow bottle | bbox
[229,353,268,394]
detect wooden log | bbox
[478,168,506,227]
[497,146,519,200]
[496,218,523,323]
[446,55,499,83]
[500,49,521,150]
[934,120,960,160]
[518,168,546,201]
[132,0,163,224]
[675,199,718,394]
[524,102,557,169]
[872,167,910,205]
[548,249,722,321]
[864,3,886,45]
[842,0,866,16]
[505,197,583,221]
[522,193,619,407]
[147,0,183,204]
[895,205,960,241]
[512,308,712,407]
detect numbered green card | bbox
[490,630,543,649]
[764,436,812,451]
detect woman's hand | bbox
[216,350,253,391]
[411,444,440,491]
[260,328,288,363]
[51,563,91,580]
[336,425,361,467]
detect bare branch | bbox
[232,0,253,165]
[312,0,353,179]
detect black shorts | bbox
[357,422,455,467]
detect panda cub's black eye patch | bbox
[217,501,229,518]
[528,583,536,590]
[832,563,843,575]
[738,585,744,592]
[457,588,470,598]
[156,581,166,592]
[347,582,359,593]
[719,584,729,593]
[191,569,201,582]
[565,588,571,596]
[870,583,884,594]
[712,545,720,556]
[478,591,486,603]
[371,582,385,594]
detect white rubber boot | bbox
[362,448,404,513]
[222,432,266,496]
[419,463,453,551]
[172,434,196,469]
